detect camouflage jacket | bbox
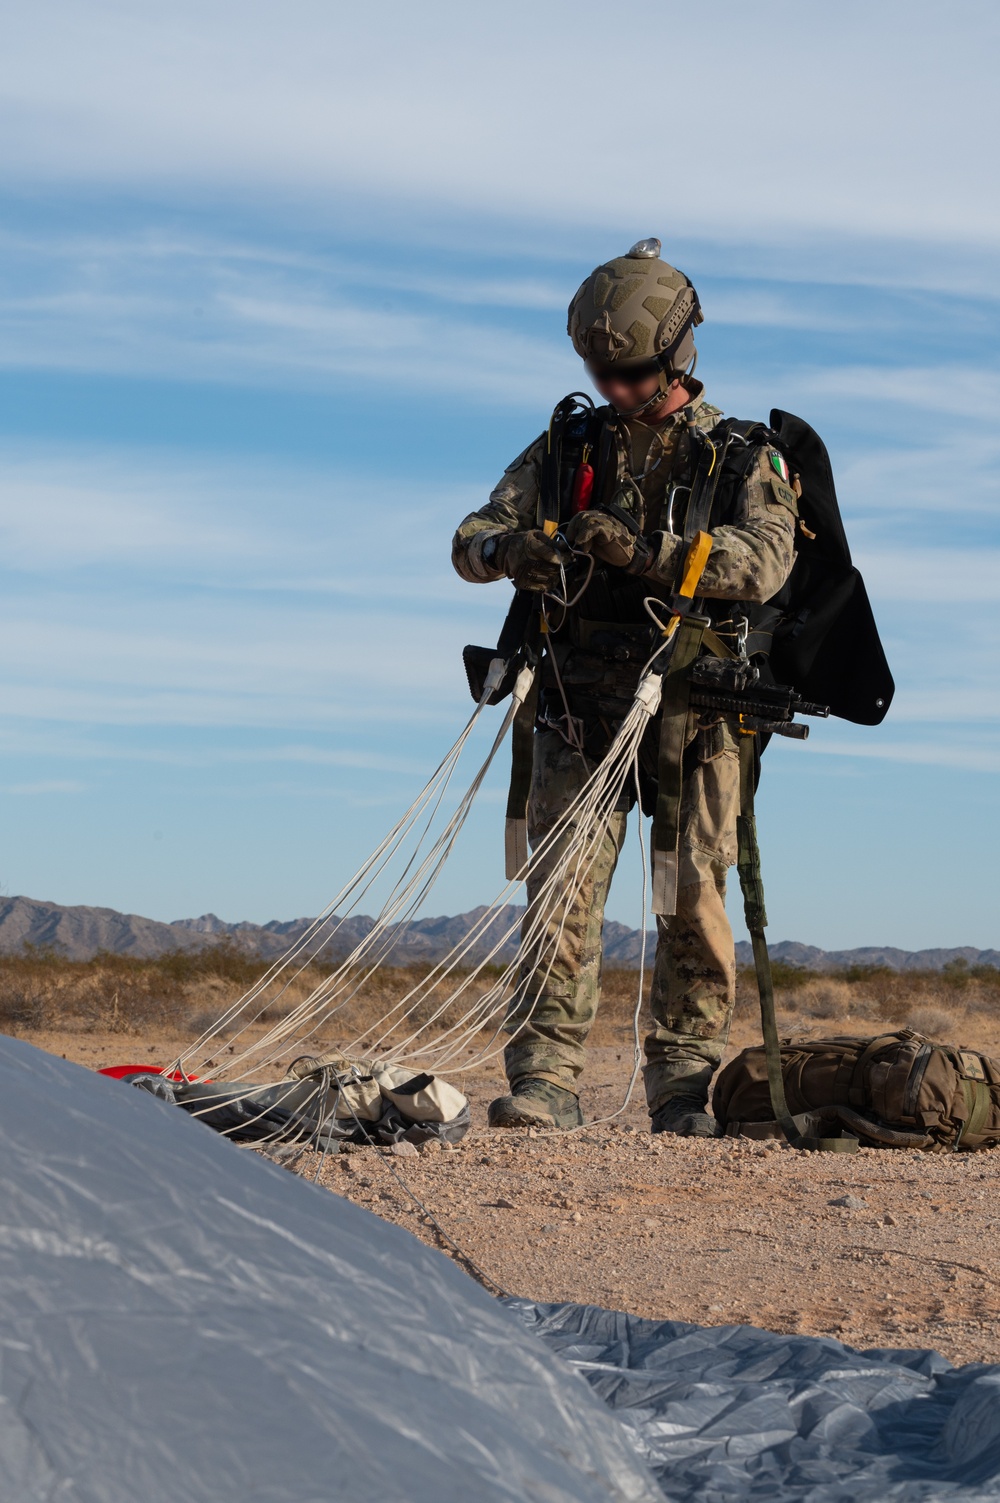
[452,384,798,611]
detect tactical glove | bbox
[562,509,653,574]
[492,529,564,592]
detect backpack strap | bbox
[847,1034,901,1109]
[683,418,771,540]
[957,1075,993,1145]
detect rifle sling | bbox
[736,733,857,1153]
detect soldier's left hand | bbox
[563,510,639,569]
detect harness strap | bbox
[959,1076,993,1145]
[847,1034,900,1110]
[650,614,707,915]
[504,667,539,879]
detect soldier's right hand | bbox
[495,529,564,592]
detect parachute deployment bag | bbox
[713,1030,1000,1151]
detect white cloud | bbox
[1,2,998,248]
[797,366,1000,421]
[807,738,1000,774]
[857,547,1000,602]
[835,439,1000,519]
[0,242,578,407]
[0,439,497,589]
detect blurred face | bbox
[586,358,687,418]
[589,366,663,412]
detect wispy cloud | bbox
[857,547,1000,602]
[807,738,1000,774]
[0,779,86,795]
[0,250,577,407]
[2,2,998,249]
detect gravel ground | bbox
[45,1027,1000,1368]
[297,1047,1000,1369]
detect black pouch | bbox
[462,644,523,705]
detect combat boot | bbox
[650,1093,720,1139]
[487,1078,583,1131]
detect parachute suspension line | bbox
[379,657,667,1075]
[424,718,652,1082]
[191,667,660,1095]
[353,672,665,1077]
[219,681,644,1089]
[182,651,669,1101]
[394,713,639,1070]
[215,670,534,1083]
[173,675,507,1074]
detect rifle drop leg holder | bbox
[736,732,858,1154]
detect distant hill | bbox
[0,895,995,972]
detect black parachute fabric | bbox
[766,408,894,726]
[512,1300,1000,1502]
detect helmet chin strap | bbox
[613,385,673,419]
[614,365,686,419]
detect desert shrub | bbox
[794,979,854,1021]
[906,1005,961,1040]
[0,969,54,1029]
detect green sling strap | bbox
[736,731,858,1154]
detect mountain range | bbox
[0,894,995,972]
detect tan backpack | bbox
[713,1029,1000,1151]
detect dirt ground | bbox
[44,1007,1000,1371]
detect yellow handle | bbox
[678,530,712,599]
[542,519,559,538]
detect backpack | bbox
[713,1030,1000,1151]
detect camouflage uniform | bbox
[452,383,797,1113]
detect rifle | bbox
[686,655,829,739]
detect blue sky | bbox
[0,0,997,948]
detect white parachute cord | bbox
[200,667,661,1085]
[356,697,642,1059]
[341,680,657,1068]
[230,687,639,1079]
[219,673,531,1080]
[174,688,495,1070]
[374,679,661,1072]
[396,680,661,1076]
[410,723,642,1073]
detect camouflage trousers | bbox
[504,718,741,1113]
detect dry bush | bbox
[790,979,854,1021]
[3,943,996,1062]
[905,1005,960,1040]
[0,965,56,1030]
[0,943,285,1037]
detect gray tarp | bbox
[512,1301,1000,1501]
[4,1035,1000,1502]
[0,1037,658,1503]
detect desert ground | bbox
[10,947,1000,1368]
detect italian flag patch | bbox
[769,449,790,483]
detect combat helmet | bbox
[567,238,703,410]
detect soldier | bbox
[451,239,799,1137]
